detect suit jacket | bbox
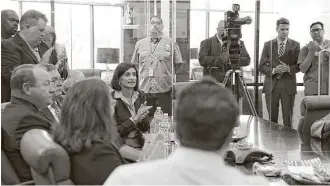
[103,147,269,185]
[198,35,250,82]
[111,90,150,147]
[70,142,126,185]
[1,34,55,102]
[259,38,300,95]
[1,97,56,181]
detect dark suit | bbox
[198,35,250,83]
[111,90,150,148]
[1,97,56,181]
[1,34,56,102]
[70,142,126,185]
[259,38,300,128]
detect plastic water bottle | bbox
[160,113,172,157]
[159,113,171,140]
[150,107,163,133]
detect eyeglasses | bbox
[311,28,323,33]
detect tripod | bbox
[222,69,258,116]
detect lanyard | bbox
[150,40,160,55]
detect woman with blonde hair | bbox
[52,78,125,185]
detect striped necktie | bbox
[278,41,285,57]
[51,102,61,119]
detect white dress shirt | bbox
[47,105,59,123]
[103,146,269,185]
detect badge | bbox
[165,44,171,51]
[148,67,154,77]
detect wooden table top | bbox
[237,115,330,163]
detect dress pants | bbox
[265,80,295,128]
[146,91,172,117]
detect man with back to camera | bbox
[103,77,268,185]
[131,15,183,116]
[298,21,330,96]
[258,18,300,128]
[1,64,57,181]
[1,9,51,103]
[1,9,19,41]
[198,20,250,83]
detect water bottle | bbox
[150,107,163,133]
[160,113,172,157]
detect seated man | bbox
[61,70,85,94]
[1,64,56,181]
[104,77,268,185]
[38,63,63,122]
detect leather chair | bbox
[298,96,330,144]
[78,69,102,78]
[20,129,73,185]
[2,102,34,185]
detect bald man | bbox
[1,9,19,41]
[198,20,250,83]
[61,70,85,94]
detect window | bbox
[54,4,72,69]
[22,2,51,22]
[0,0,19,15]
[94,6,122,70]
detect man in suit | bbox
[104,77,268,185]
[1,64,56,182]
[198,20,250,83]
[1,9,19,41]
[258,18,300,128]
[1,9,48,103]
[38,63,63,123]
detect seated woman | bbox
[111,63,150,160]
[52,78,125,185]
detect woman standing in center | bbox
[111,63,150,160]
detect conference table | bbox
[227,115,330,185]
[145,115,330,185]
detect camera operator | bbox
[198,20,250,84]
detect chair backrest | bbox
[20,129,73,185]
[1,102,21,185]
[1,102,10,113]
[78,69,102,78]
[1,149,21,185]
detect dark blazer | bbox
[198,35,250,82]
[258,38,300,95]
[111,90,150,146]
[1,34,55,102]
[70,142,126,185]
[1,97,55,182]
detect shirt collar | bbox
[20,33,38,52]
[215,34,223,45]
[113,90,139,105]
[277,38,288,45]
[167,146,226,168]
[150,35,162,44]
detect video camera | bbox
[222,4,252,68]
